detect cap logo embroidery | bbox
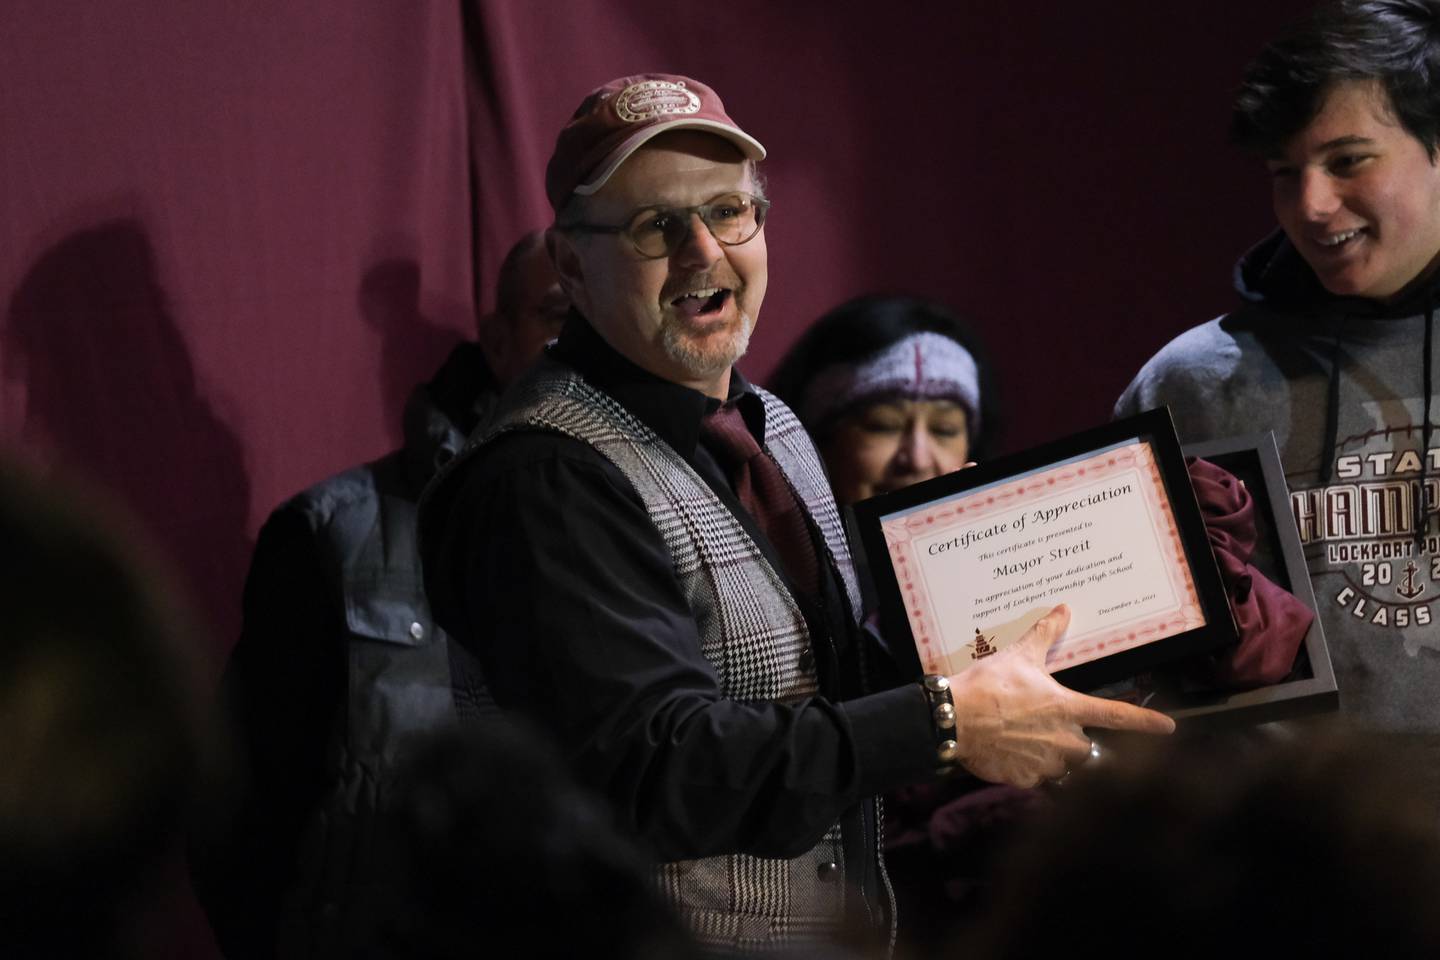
[614,79,701,123]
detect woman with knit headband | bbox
[769,294,999,507]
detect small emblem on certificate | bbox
[853,409,1236,690]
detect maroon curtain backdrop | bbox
[1,3,474,653]
[2,1,1317,954]
[2,6,471,952]
[2,0,1319,664]
[467,0,1315,447]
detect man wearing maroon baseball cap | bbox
[421,73,1173,954]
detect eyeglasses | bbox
[559,192,770,260]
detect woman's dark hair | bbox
[1231,0,1440,157]
[768,294,1001,459]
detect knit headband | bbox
[797,332,981,437]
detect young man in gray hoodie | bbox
[1117,0,1440,813]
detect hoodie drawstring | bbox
[1420,303,1435,545]
[1319,315,1346,487]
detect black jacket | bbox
[193,343,500,959]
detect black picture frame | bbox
[851,408,1237,691]
[1147,432,1338,727]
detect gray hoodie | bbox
[1117,229,1440,805]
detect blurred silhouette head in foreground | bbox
[0,456,214,958]
[381,723,701,960]
[959,733,1440,960]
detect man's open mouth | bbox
[670,287,731,318]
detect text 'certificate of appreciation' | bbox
[853,410,1235,690]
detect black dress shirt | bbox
[424,314,935,862]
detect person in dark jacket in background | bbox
[1116,0,1440,821]
[192,231,566,959]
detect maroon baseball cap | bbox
[545,73,766,212]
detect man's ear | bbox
[546,227,588,315]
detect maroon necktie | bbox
[701,403,822,603]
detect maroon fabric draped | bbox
[1189,456,1314,688]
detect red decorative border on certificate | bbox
[880,442,1204,676]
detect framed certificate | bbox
[852,409,1237,691]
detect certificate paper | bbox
[879,440,1200,676]
[854,410,1235,690]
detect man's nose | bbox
[1297,169,1341,222]
[672,212,724,267]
